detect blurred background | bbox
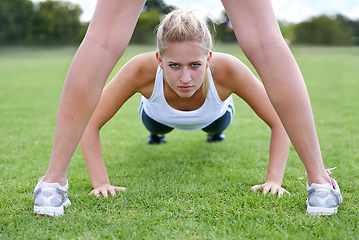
[1,0,359,46]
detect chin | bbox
[178,92,195,98]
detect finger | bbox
[250,185,261,192]
[91,189,100,197]
[278,188,290,197]
[277,188,283,197]
[101,189,108,198]
[263,185,271,195]
[109,188,116,197]
[270,186,278,195]
[114,187,126,192]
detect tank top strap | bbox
[148,66,164,102]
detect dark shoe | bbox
[207,133,225,142]
[148,134,166,144]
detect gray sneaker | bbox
[33,177,71,217]
[306,177,343,216]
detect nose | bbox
[179,68,191,84]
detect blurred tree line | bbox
[1,0,359,46]
[216,12,359,46]
[0,0,85,44]
[129,0,175,44]
[279,15,359,45]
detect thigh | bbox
[140,109,174,135]
[86,0,146,56]
[221,0,283,53]
[202,107,234,134]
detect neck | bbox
[163,79,206,111]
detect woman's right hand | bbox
[250,182,289,197]
[89,184,126,198]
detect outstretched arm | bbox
[80,69,136,197]
[241,72,291,196]
[80,53,158,197]
[212,53,291,196]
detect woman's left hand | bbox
[250,182,289,197]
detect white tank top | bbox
[139,67,234,131]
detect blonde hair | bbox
[156,9,213,96]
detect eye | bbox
[191,63,201,68]
[169,63,179,68]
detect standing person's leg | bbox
[221,0,329,185]
[34,0,145,216]
[222,0,342,215]
[43,0,145,185]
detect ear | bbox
[206,51,213,68]
[156,52,164,69]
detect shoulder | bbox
[210,52,260,99]
[210,52,245,80]
[125,52,158,79]
[116,52,158,93]
[210,52,248,88]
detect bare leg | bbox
[221,0,330,185]
[43,0,146,186]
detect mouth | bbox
[178,86,194,91]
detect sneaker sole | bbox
[306,200,338,216]
[34,199,71,217]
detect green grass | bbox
[1,44,359,239]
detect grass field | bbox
[0,44,359,239]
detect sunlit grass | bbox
[0,45,358,239]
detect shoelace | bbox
[325,167,337,176]
[325,167,338,189]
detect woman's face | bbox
[157,40,212,99]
